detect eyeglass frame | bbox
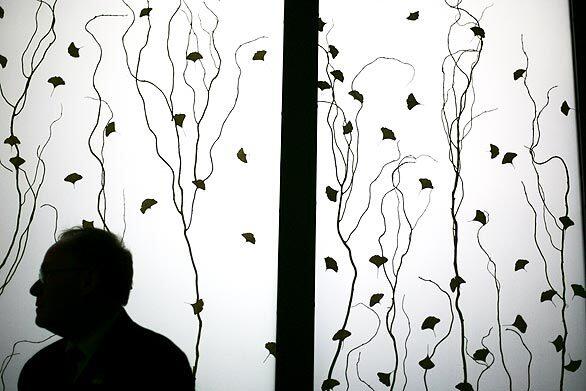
[38,266,93,284]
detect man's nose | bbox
[30,279,42,297]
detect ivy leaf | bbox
[571,284,586,298]
[4,135,20,146]
[328,45,339,59]
[455,382,474,391]
[551,335,564,352]
[473,210,487,225]
[140,198,157,214]
[265,342,276,358]
[186,51,203,62]
[514,259,529,271]
[68,42,80,58]
[64,173,83,185]
[342,121,353,134]
[317,18,326,32]
[407,11,419,21]
[324,257,338,272]
[561,101,570,116]
[252,50,266,61]
[82,220,94,229]
[192,179,206,190]
[559,216,574,229]
[564,359,582,372]
[502,152,517,165]
[450,276,465,292]
[513,69,526,80]
[0,54,7,68]
[237,148,248,163]
[473,348,490,362]
[9,156,25,168]
[421,316,440,331]
[407,93,420,110]
[48,76,65,88]
[419,356,435,370]
[104,122,116,136]
[190,299,204,315]
[325,186,338,202]
[369,255,388,268]
[242,232,256,244]
[381,127,395,140]
[332,329,351,341]
[321,378,339,391]
[377,372,391,386]
[330,70,344,82]
[317,81,331,90]
[512,315,527,333]
[139,7,152,17]
[419,178,433,190]
[471,26,485,38]
[489,144,499,159]
[369,293,384,307]
[540,289,557,303]
[349,90,363,103]
[173,114,186,127]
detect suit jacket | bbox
[18,310,194,390]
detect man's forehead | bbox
[42,243,77,267]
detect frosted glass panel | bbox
[0,0,282,389]
[315,1,585,390]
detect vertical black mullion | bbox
[569,0,586,267]
[276,1,318,390]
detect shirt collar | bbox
[65,309,122,359]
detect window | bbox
[314,1,586,390]
[1,1,585,390]
[0,1,282,389]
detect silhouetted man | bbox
[18,227,194,390]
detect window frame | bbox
[275,1,318,390]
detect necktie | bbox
[62,346,84,384]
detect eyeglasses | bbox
[38,267,91,284]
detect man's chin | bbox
[34,311,47,328]
[34,310,58,334]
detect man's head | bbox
[30,227,133,337]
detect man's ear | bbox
[79,269,101,296]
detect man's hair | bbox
[57,227,133,306]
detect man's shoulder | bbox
[116,313,186,358]
[106,311,192,373]
[103,312,194,387]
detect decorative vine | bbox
[0,0,59,296]
[515,34,583,390]
[120,0,267,381]
[318,19,435,390]
[0,335,55,391]
[440,1,488,388]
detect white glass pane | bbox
[0,0,282,389]
[316,1,585,390]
